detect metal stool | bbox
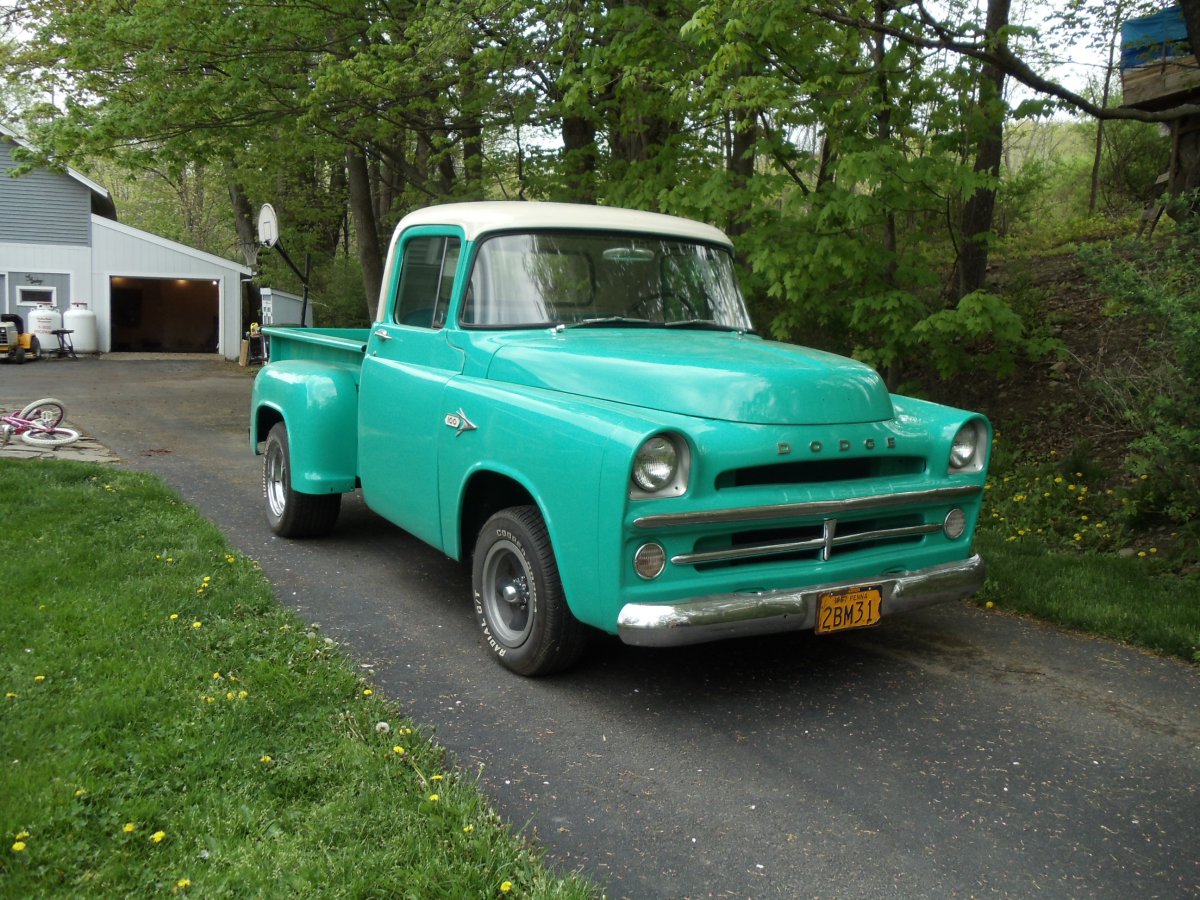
[50,329,78,359]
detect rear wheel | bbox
[472,505,587,676]
[262,422,341,537]
[18,399,66,429]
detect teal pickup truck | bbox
[251,202,990,675]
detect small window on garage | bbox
[17,287,56,307]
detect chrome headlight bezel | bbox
[630,433,690,499]
[948,420,988,474]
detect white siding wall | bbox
[91,218,249,359]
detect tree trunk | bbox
[562,115,598,204]
[727,106,757,237]
[871,0,901,391]
[228,181,258,268]
[1089,21,1120,214]
[346,146,385,319]
[957,0,1010,300]
[1180,0,1200,59]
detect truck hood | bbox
[483,330,893,425]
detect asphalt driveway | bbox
[3,355,1199,899]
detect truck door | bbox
[359,229,465,549]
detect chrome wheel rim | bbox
[265,441,287,518]
[481,540,533,647]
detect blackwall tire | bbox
[263,422,341,537]
[472,505,587,676]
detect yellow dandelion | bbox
[428,794,439,802]
[151,831,166,844]
[15,831,29,841]
[203,575,212,583]
[463,825,475,833]
[33,675,45,683]
[238,690,248,699]
[4,693,15,700]
[1150,547,1159,554]
[169,613,179,620]
[500,882,513,894]
[1138,551,1147,558]
[176,878,191,889]
[11,841,25,853]
[123,823,135,834]
[431,774,444,782]
[393,746,406,755]
[260,755,272,763]
[363,689,373,697]
[74,788,87,798]
[204,696,214,703]
[192,621,202,629]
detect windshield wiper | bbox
[561,316,657,330]
[663,319,744,332]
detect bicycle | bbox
[1,398,81,449]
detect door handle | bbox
[373,328,391,341]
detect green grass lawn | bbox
[0,460,596,898]
[3,459,1196,896]
[976,532,1200,663]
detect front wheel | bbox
[21,426,80,448]
[472,506,587,676]
[262,422,341,537]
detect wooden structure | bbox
[1121,5,1200,229]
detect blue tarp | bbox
[1121,5,1191,70]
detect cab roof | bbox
[392,201,733,246]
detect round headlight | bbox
[950,423,980,469]
[633,436,678,492]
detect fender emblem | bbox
[444,409,477,436]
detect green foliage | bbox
[1077,226,1200,526]
[0,461,596,898]
[911,290,1027,380]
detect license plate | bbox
[816,584,883,635]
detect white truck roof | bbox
[391,201,733,246]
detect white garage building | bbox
[0,123,252,358]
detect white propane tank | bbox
[28,307,62,357]
[64,303,98,354]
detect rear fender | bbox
[250,361,358,494]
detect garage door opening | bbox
[110,277,219,353]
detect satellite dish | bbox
[257,203,279,248]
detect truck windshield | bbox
[462,231,753,330]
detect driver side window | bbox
[394,235,461,328]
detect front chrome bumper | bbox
[616,554,986,648]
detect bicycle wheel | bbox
[17,399,66,429]
[21,426,81,448]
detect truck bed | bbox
[262,327,370,365]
